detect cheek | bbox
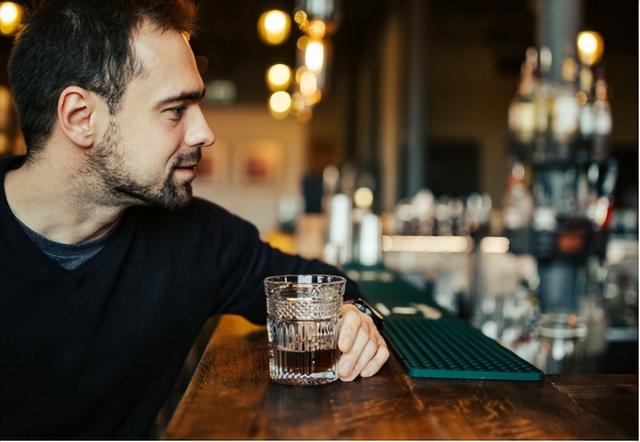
[119,121,182,168]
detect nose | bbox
[185,106,215,148]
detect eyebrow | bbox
[155,89,206,108]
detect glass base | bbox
[269,351,340,386]
[270,372,339,386]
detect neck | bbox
[4,150,126,244]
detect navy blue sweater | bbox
[0,156,360,439]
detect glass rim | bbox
[264,274,346,286]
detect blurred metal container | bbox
[324,193,352,265]
[358,213,382,266]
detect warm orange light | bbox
[304,90,322,106]
[294,10,307,25]
[299,69,318,96]
[0,2,23,36]
[268,91,292,119]
[577,31,604,66]
[307,20,326,39]
[293,9,308,32]
[304,39,325,72]
[266,64,292,91]
[296,35,309,51]
[257,10,291,45]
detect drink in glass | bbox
[264,274,345,385]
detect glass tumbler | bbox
[265,274,345,385]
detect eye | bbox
[166,106,186,120]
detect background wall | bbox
[194,106,308,233]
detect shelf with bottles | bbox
[504,37,617,261]
[390,189,493,243]
[503,156,617,260]
[507,44,612,168]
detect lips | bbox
[174,149,202,171]
[176,162,197,168]
[173,164,197,180]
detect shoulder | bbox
[185,198,255,230]
[131,197,224,220]
[129,197,257,237]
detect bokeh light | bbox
[577,30,604,66]
[354,187,374,209]
[304,40,325,72]
[257,10,291,45]
[266,64,292,91]
[0,2,23,36]
[268,91,292,118]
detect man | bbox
[0,0,388,438]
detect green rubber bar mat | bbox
[346,271,454,319]
[348,269,543,381]
[383,316,543,381]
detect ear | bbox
[57,86,101,148]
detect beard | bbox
[83,120,201,211]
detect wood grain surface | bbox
[163,315,638,440]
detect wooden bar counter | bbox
[163,315,637,439]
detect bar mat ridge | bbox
[350,271,543,381]
[383,316,543,381]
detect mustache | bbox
[172,148,202,168]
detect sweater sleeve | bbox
[210,209,362,325]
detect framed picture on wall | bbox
[233,140,284,186]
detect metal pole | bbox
[404,0,428,197]
[537,0,583,81]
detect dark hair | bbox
[8,0,197,155]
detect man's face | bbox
[87,22,215,210]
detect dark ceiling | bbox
[0,0,636,102]
[191,0,391,103]
[190,0,637,104]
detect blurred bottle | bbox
[550,57,579,161]
[449,198,465,236]
[392,190,435,235]
[591,71,612,163]
[503,161,534,231]
[412,190,435,235]
[508,47,537,161]
[339,162,358,200]
[321,165,340,213]
[357,213,382,266]
[576,64,594,165]
[533,46,553,163]
[465,192,492,240]
[559,168,578,217]
[434,197,452,236]
[323,193,352,265]
[531,183,557,260]
[392,198,415,235]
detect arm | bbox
[212,209,388,380]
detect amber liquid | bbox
[272,348,340,374]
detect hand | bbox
[337,304,389,381]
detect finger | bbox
[360,337,390,377]
[343,338,378,382]
[338,308,362,353]
[338,326,369,379]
